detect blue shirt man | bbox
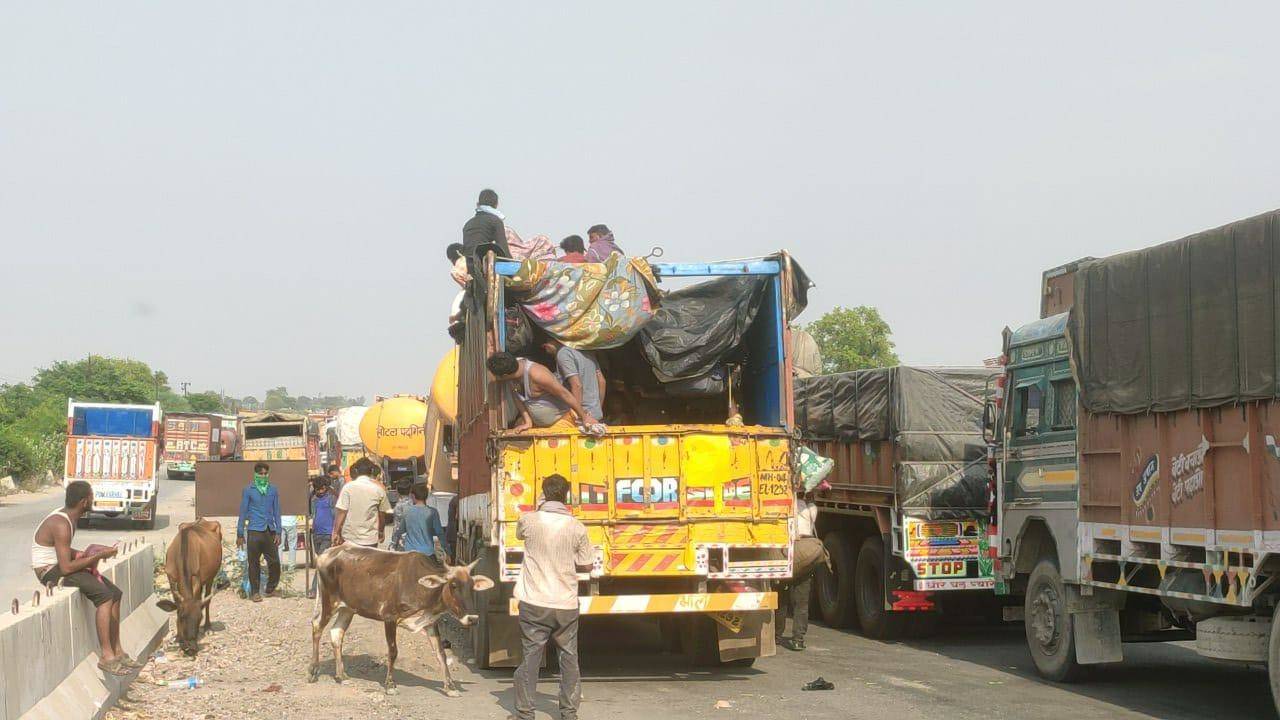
[236,463,283,601]
[312,488,335,536]
[400,484,447,559]
[237,477,282,537]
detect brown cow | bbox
[308,544,494,696]
[156,518,224,656]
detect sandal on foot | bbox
[97,659,131,677]
[118,654,145,669]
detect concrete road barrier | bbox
[0,543,168,720]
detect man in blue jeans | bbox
[236,462,282,602]
[307,474,337,599]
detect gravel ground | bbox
[106,571,1278,720]
[106,573,497,720]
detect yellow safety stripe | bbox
[507,592,777,616]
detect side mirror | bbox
[981,400,995,444]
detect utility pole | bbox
[180,381,190,396]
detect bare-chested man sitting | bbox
[31,480,141,675]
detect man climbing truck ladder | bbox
[989,209,1280,714]
[452,251,810,668]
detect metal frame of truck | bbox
[454,252,803,669]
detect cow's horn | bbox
[465,558,480,573]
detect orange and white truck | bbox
[161,412,221,479]
[64,400,163,529]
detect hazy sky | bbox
[4,3,1280,400]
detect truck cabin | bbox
[1000,312,1077,444]
[478,256,797,432]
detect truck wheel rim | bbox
[1030,582,1062,653]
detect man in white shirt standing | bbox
[333,458,392,548]
[776,490,819,651]
[511,474,593,720]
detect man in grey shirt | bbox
[512,474,593,720]
[542,338,606,421]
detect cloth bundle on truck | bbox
[453,250,811,669]
[991,209,1280,712]
[794,366,998,639]
[63,400,162,529]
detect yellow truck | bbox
[453,253,808,668]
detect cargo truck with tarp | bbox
[454,250,810,669]
[794,366,998,638]
[241,411,320,476]
[161,412,221,479]
[990,209,1280,710]
[63,400,162,529]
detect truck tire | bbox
[854,534,905,640]
[816,531,857,628]
[1024,557,1081,682]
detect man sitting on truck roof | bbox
[487,351,599,430]
[584,224,624,263]
[558,235,587,263]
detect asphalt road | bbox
[0,469,195,601]
[6,473,1274,719]
[110,591,1276,720]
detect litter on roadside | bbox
[802,677,834,691]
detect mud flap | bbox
[1068,587,1123,665]
[716,610,775,661]
[484,610,523,668]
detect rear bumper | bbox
[508,591,777,616]
[88,501,154,519]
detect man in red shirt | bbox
[558,235,587,263]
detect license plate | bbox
[95,489,127,499]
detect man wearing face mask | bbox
[236,462,282,602]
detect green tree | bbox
[264,386,293,411]
[187,392,225,413]
[34,356,168,404]
[805,306,899,373]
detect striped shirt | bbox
[514,501,593,610]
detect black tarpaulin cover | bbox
[639,276,769,382]
[638,259,811,383]
[1070,209,1280,414]
[794,366,997,520]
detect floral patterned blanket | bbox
[505,255,660,349]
